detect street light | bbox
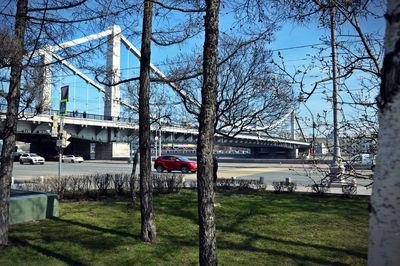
[329,2,343,177]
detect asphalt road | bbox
[12,160,308,181]
[12,159,373,190]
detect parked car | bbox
[344,154,375,171]
[154,155,197,173]
[13,152,22,161]
[19,153,45,165]
[62,155,84,163]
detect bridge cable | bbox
[86,81,89,114]
[73,74,76,112]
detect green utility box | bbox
[9,190,59,225]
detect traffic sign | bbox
[59,99,67,116]
[61,85,69,101]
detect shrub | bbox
[272,180,297,193]
[216,178,264,191]
[152,173,184,194]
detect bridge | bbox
[1,25,310,159]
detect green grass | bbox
[1,191,369,265]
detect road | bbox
[12,160,373,193]
[12,160,318,182]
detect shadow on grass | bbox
[218,225,366,259]
[9,236,88,266]
[155,192,199,224]
[215,195,366,260]
[155,191,367,264]
[158,230,352,265]
[217,238,350,265]
[50,217,139,239]
[218,191,368,216]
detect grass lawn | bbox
[1,191,369,265]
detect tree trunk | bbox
[0,0,28,248]
[129,148,140,207]
[197,0,220,264]
[213,154,218,194]
[368,0,400,264]
[139,0,157,244]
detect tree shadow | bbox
[8,216,141,264]
[9,236,88,266]
[155,191,366,264]
[217,238,350,265]
[218,225,366,259]
[50,217,139,239]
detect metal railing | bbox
[0,103,139,124]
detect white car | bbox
[62,155,84,163]
[19,153,45,165]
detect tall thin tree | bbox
[139,0,157,243]
[0,0,28,248]
[197,0,220,264]
[368,0,400,264]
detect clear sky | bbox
[266,11,385,136]
[46,4,385,137]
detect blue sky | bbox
[267,13,385,135]
[46,5,385,136]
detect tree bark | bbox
[139,0,157,244]
[0,0,28,248]
[197,0,220,264]
[129,148,140,207]
[368,0,400,264]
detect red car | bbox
[154,155,197,173]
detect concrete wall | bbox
[9,191,59,225]
[112,142,130,158]
[96,142,130,159]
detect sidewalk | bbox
[182,175,372,196]
[279,162,330,168]
[267,184,372,196]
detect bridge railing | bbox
[0,103,139,124]
[0,103,309,145]
[0,103,189,128]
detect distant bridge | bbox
[0,105,310,159]
[1,25,311,159]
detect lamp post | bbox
[329,1,343,177]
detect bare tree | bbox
[0,0,138,248]
[129,148,140,207]
[197,0,220,264]
[0,0,28,248]
[368,0,400,263]
[274,0,383,172]
[146,2,287,263]
[138,0,157,244]
[170,38,296,137]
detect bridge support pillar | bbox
[96,142,130,160]
[288,148,298,159]
[39,47,52,113]
[291,110,296,140]
[104,25,121,119]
